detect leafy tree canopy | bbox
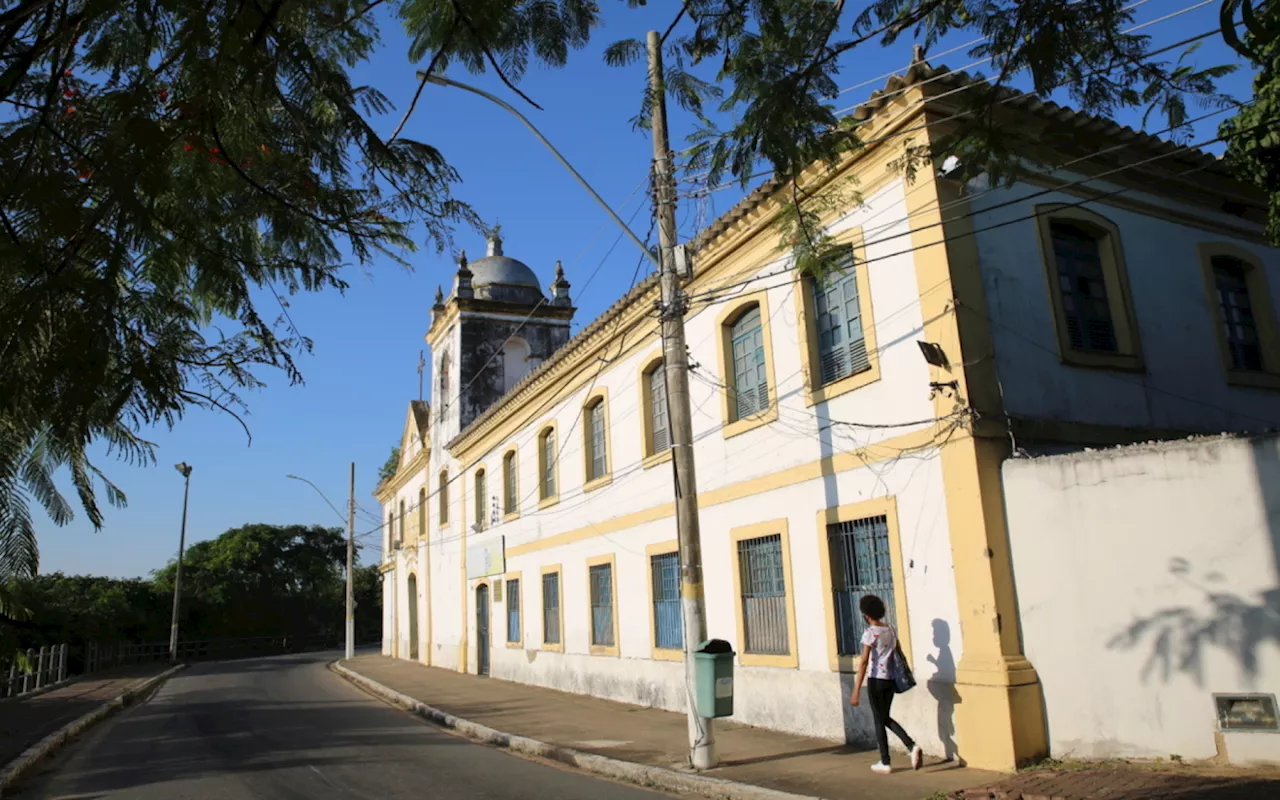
[2,0,1273,581]
[379,444,402,482]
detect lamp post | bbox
[286,468,356,660]
[168,462,193,664]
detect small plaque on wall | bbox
[1215,693,1279,731]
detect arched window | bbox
[502,337,531,393]
[474,469,487,531]
[438,470,449,525]
[538,427,557,502]
[438,351,451,417]
[418,488,426,540]
[810,248,870,386]
[644,361,670,456]
[397,499,405,546]
[585,396,608,483]
[503,449,518,517]
[386,512,395,552]
[1049,221,1116,353]
[729,305,769,419]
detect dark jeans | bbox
[867,677,914,764]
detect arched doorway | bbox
[475,583,490,676]
[407,573,419,661]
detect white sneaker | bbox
[911,745,924,770]
[871,762,892,775]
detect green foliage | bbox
[379,444,402,482]
[1221,3,1280,242]
[0,1,476,581]
[1,523,382,665]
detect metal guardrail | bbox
[4,633,344,698]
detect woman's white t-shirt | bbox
[861,625,896,680]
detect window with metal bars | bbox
[438,471,449,524]
[737,534,789,655]
[542,572,561,645]
[827,515,897,656]
[812,249,871,386]
[1213,256,1264,372]
[648,363,670,455]
[503,451,517,515]
[507,578,521,643]
[589,563,615,648]
[1050,221,1118,353]
[650,552,683,650]
[730,305,769,419]
[586,400,607,481]
[474,469,487,531]
[539,428,556,500]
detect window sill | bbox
[723,406,779,440]
[503,511,521,523]
[537,495,560,511]
[505,639,524,650]
[584,474,613,493]
[542,642,564,653]
[652,647,684,662]
[589,644,620,657]
[739,651,799,669]
[1226,370,1280,391]
[828,653,866,674]
[804,363,881,407]
[1059,348,1145,372]
[643,449,673,470]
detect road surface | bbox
[15,651,670,799]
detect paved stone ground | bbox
[344,655,999,800]
[953,763,1280,800]
[0,665,167,767]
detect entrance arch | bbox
[475,583,490,676]
[407,573,419,661]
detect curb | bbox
[331,660,824,800]
[0,664,187,797]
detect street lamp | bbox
[286,466,356,660]
[168,462,192,664]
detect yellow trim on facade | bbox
[729,518,799,670]
[419,487,433,666]
[375,447,429,502]
[582,388,614,488]
[1032,203,1144,372]
[537,421,561,509]
[507,424,944,558]
[645,540,684,662]
[715,291,781,439]
[815,496,911,674]
[1196,241,1280,391]
[504,570,524,649]
[906,113,1046,771]
[540,563,565,653]
[502,445,521,521]
[793,226,883,406]
[585,553,621,657]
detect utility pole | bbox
[648,29,714,770]
[169,462,193,664]
[346,461,356,660]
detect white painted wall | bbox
[1004,434,1280,764]
[970,176,1280,433]
[379,178,974,757]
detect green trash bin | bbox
[693,639,735,718]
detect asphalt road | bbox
[15,651,670,799]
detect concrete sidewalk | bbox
[341,655,995,800]
[0,665,169,768]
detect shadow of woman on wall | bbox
[927,618,960,762]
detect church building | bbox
[375,57,1280,771]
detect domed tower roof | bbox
[468,235,545,305]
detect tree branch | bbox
[449,0,543,111]
[391,15,460,141]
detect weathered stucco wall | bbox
[1004,434,1280,764]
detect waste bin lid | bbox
[696,638,734,654]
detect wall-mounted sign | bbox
[466,537,505,579]
[1215,693,1279,731]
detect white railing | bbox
[3,644,69,698]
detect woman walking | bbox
[849,594,923,774]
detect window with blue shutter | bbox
[589,563,615,648]
[507,578,521,643]
[730,306,769,419]
[651,552,683,650]
[648,364,670,455]
[1050,221,1117,353]
[828,515,897,656]
[542,572,560,645]
[1213,256,1264,372]
[587,400,607,481]
[812,250,871,386]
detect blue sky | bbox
[39,1,1256,579]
